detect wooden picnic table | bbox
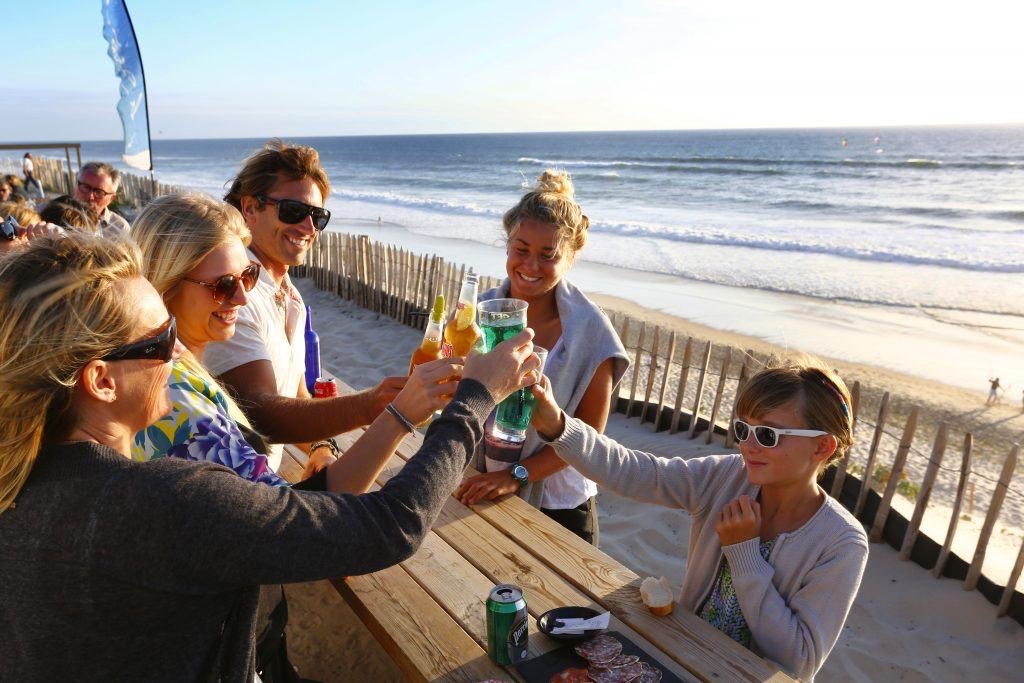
[280,377,794,683]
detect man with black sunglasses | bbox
[205,140,406,473]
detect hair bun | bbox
[535,170,575,198]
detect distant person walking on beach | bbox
[73,161,131,236]
[987,377,1001,405]
[530,359,867,680]
[21,153,43,198]
[206,140,406,472]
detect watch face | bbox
[512,465,528,483]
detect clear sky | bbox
[6,0,1024,140]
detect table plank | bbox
[332,564,508,683]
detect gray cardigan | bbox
[0,380,494,683]
[480,278,629,508]
[546,416,868,681]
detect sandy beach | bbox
[285,276,1024,682]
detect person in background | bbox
[205,140,406,472]
[0,179,11,203]
[530,359,868,680]
[38,195,98,233]
[986,377,1001,405]
[21,152,43,198]
[74,161,131,236]
[0,231,540,682]
[454,170,629,546]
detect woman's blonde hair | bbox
[0,233,142,513]
[503,170,590,258]
[0,202,41,226]
[735,357,854,471]
[131,193,254,428]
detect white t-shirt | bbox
[22,157,33,174]
[203,249,306,471]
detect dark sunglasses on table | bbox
[182,262,261,304]
[101,316,177,362]
[732,419,829,449]
[255,194,331,231]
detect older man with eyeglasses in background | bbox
[74,161,130,236]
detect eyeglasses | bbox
[77,181,116,199]
[181,262,261,304]
[255,194,331,231]
[733,419,829,449]
[101,316,177,362]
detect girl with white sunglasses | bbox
[530,359,868,681]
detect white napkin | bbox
[548,611,611,634]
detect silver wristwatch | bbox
[511,464,530,489]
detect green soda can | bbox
[486,583,529,665]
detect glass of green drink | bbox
[479,299,532,442]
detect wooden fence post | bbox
[899,424,949,560]
[705,347,732,444]
[640,326,662,423]
[654,331,677,431]
[687,341,713,439]
[723,361,749,449]
[625,322,646,419]
[669,337,694,434]
[869,406,919,542]
[964,445,1019,590]
[998,535,1024,617]
[934,434,972,578]
[830,381,861,499]
[853,391,891,518]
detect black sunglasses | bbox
[2,214,20,242]
[182,262,261,304]
[101,316,177,362]
[255,194,331,231]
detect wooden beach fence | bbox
[295,233,1024,624]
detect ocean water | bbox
[69,127,1024,391]
[79,126,1024,316]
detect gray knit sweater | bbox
[0,380,494,683]
[546,417,868,681]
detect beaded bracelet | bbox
[386,403,416,433]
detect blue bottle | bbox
[304,305,321,394]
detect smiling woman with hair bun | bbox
[454,170,629,545]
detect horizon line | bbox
[4,120,1023,146]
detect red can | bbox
[313,377,338,398]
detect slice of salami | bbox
[588,661,644,683]
[573,633,622,663]
[548,666,591,683]
[604,655,640,668]
[635,662,663,683]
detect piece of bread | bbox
[639,576,674,616]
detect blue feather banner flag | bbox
[101,0,152,171]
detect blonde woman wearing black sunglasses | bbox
[0,232,541,681]
[530,360,868,681]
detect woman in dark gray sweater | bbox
[0,234,539,682]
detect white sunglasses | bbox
[733,419,829,449]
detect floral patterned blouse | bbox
[698,539,777,646]
[132,360,287,487]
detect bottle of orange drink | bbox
[443,271,482,358]
[409,294,446,374]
